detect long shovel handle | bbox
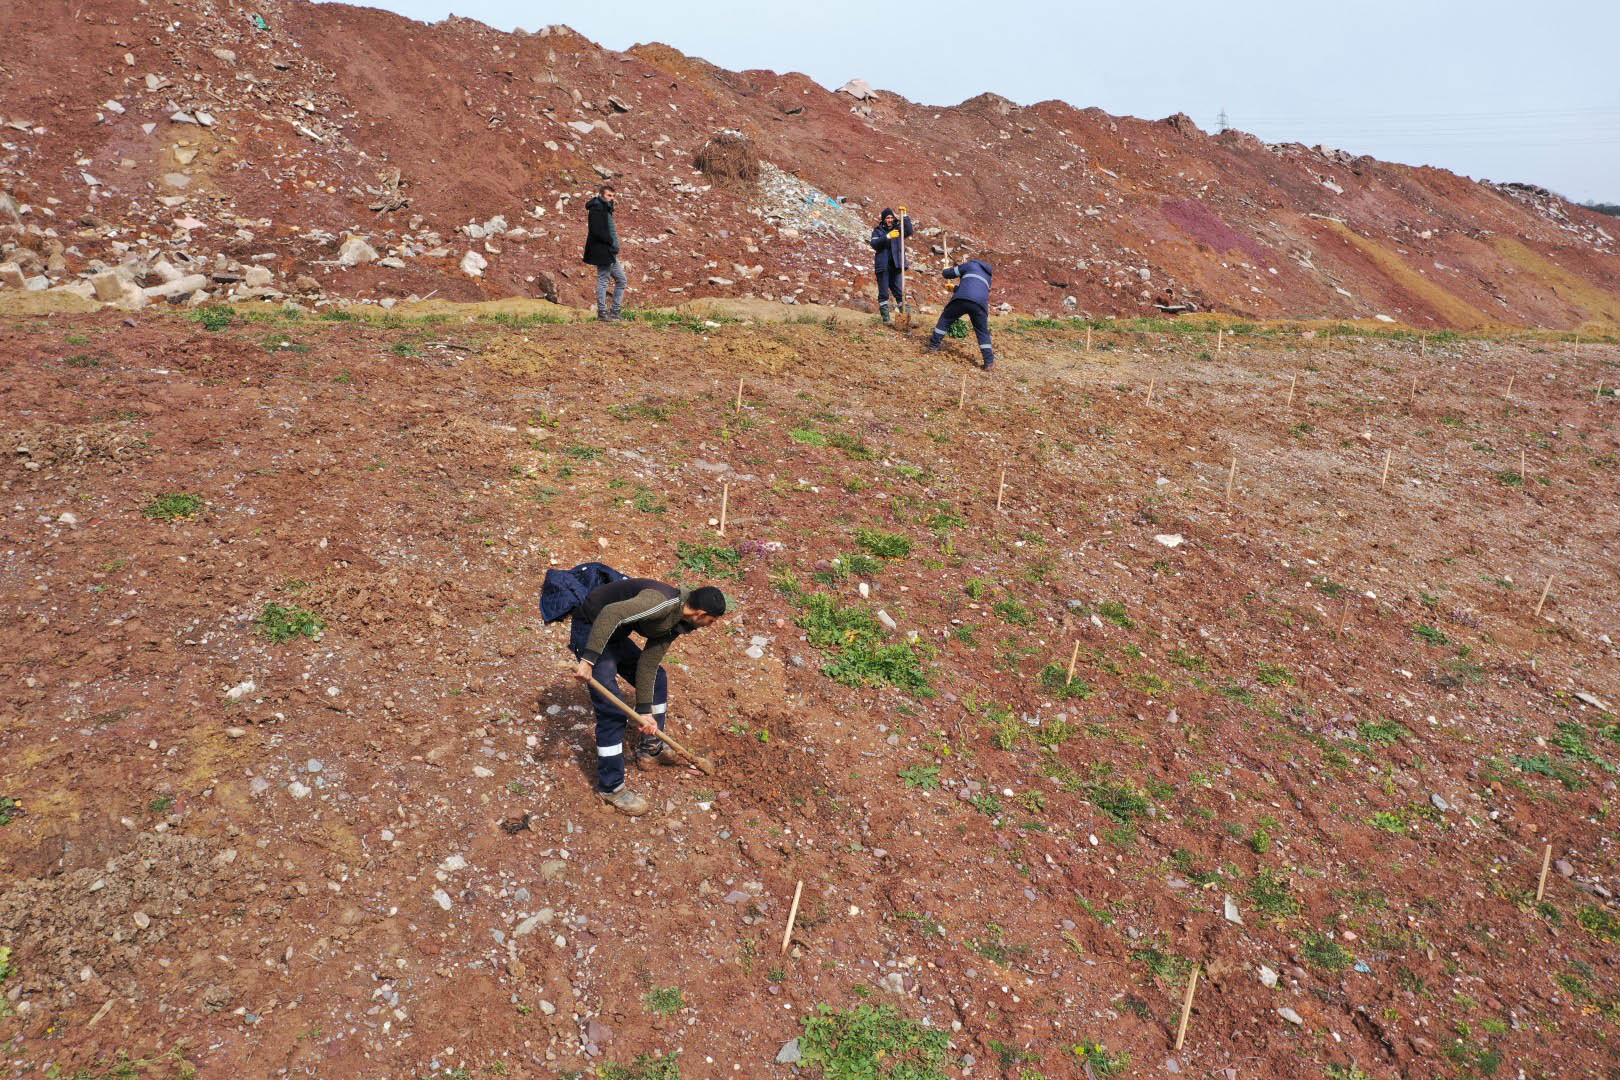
[584,675,711,772]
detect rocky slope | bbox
[2,0,1619,326]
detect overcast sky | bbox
[348,0,1620,203]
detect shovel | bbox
[894,204,912,330]
[585,675,716,775]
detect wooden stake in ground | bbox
[958,371,967,410]
[1506,373,1515,397]
[1410,376,1418,408]
[1335,594,1352,639]
[1225,457,1236,502]
[1534,574,1554,617]
[995,467,1007,512]
[1420,332,1427,357]
[1286,374,1296,407]
[1066,640,1081,683]
[735,376,744,412]
[1085,326,1093,354]
[1520,447,1527,479]
[1145,379,1155,406]
[781,879,804,954]
[1174,963,1200,1051]
[718,483,729,537]
[1380,449,1393,488]
[1217,327,1224,354]
[1536,844,1553,902]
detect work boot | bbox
[982,357,995,371]
[596,308,610,322]
[609,306,623,322]
[600,786,649,816]
[635,746,683,771]
[879,301,891,325]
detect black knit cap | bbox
[689,586,727,616]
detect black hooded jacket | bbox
[582,195,620,267]
[868,208,914,273]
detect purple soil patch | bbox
[1162,198,1274,267]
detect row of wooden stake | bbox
[1168,840,1560,1050]
[773,839,1561,1052]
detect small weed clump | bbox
[1072,1042,1130,1076]
[598,1052,682,1080]
[255,602,326,643]
[1578,904,1620,944]
[1302,932,1354,971]
[0,796,18,826]
[142,493,203,520]
[192,305,236,332]
[799,1003,949,1080]
[899,764,940,789]
[643,986,685,1015]
[993,598,1034,626]
[1038,664,1094,700]
[1248,868,1302,918]
[1412,624,1449,646]
[673,541,742,580]
[1086,781,1150,823]
[854,527,912,559]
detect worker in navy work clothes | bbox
[569,578,727,815]
[927,254,995,370]
[869,207,914,324]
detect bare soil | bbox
[1,302,1618,1079]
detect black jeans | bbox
[876,267,904,305]
[930,298,993,361]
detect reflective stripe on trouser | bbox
[929,297,994,361]
[569,615,669,792]
[596,260,627,314]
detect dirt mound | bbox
[0,2,1613,326]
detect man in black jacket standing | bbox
[582,185,625,321]
[868,207,914,324]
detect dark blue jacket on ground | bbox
[869,209,914,273]
[943,259,993,308]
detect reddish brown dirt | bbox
[1,2,1618,329]
[1,303,1617,1077]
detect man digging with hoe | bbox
[563,575,728,815]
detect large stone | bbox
[336,235,378,266]
[150,259,183,284]
[93,271,145,309]
[142,273,208,300]
[836,78,878,100]
[0,262,25,289]
[460,250,487,277]
[243,265,274,288]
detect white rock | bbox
[1278,1007,1304,1025]
[212,48,237,63]
[440,854,467,873]
[1223,895,1243,925]
[150,260,183,283]
[142,273,208,299]
[473,765,494,778]
[336,235,378,266]
[1258,965,1279,987]
[1154,533,1185,548]
[460,250,487,276]
[325,685,340,697]
[57,512,78,527]
[225,679,256,701]
[876,609,898,632]
[288,781,312,799]
[132,911,151,929]
[538,999,556,1015]
[432,889,452,910]
[102,100,125,115]
[744,645,764,660]
[243,265,274,288]
[836,78,878,100]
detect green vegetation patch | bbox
[142,493,203,520]
[254,602,326,643]
[799,1003,949,1080]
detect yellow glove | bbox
[888,229,900,239]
